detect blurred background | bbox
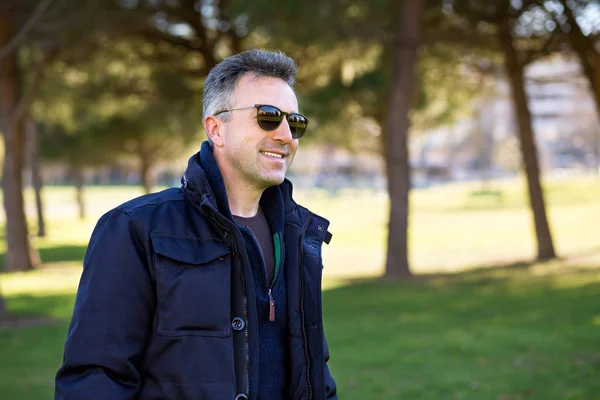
[1,0,599,398]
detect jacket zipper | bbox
[299,213,313,400]
[268,232,283,322]
[268,288,275,322]
[210,211,251,398]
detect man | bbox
[55,49,338,400]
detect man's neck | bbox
[224,180,262,218]
[214,156,263,218]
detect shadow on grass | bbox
[340,252,600,287]
[3,293,76,322]
[322,262,600,399]
[324,265,600,326]
[0,244,87,270]
[38,245,87,264]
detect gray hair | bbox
[202,49,298,142]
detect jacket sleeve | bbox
[324,331,338,399]
[55,209,155,400]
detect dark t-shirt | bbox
[233,207,275,286]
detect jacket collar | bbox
[181,141,293,234]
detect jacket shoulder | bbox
[293,201,332,245]
[115,187,185,214]
[106,187,209,239]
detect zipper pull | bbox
[268,289,275,322]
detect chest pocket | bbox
[151,234,232,337]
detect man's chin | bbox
[259,174,286,189]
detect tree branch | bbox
[422,29,497,48]
[9,45,59,134]
[139,0,218,72]
[179,0,217,69]
[217,0,243,54]
[560,0,596,52]
[521,34,560,65]
[0,0,56,59]
[139,28,203,52]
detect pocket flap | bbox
[151,234,230,265]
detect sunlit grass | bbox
[1,264,83,297]
[2,175,600,275]
[1,175,590,281]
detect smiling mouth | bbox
[261,151,284,159]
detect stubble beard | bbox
[234,152,287,192]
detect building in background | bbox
[411,54,600,187]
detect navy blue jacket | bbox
[55,143,338,400]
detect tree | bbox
[41,123,111,220]
[447,0,557,260]
[0,0,214,316]
[383,0,427,278]
[19,0,249,230]
[497,4,556,259]
[123,0,247,75]
[25,116,45,236]
[0,0,142,271]
[0,6,51,272]
[36,37,201,196]
[61,1,251,191]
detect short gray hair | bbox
[202,49,298,139]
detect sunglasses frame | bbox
[214,104,309,139]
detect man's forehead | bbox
[234,74,298,109]
[238,72,284,86]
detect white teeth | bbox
[262,151,283,158]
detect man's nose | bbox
[271,117,295,144]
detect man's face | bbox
[215,74,300,191]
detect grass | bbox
[3,174,599,275]
[1,175,600,399]
[324,264,600,399]
[0,294,74,399]
[1,262,599,399]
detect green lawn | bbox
[1,176,600,399]
[324,264,600,399]
[2,262,599,399]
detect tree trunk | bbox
[498,17,556,261]
[384,0,425,279]
[26,117,46,237]
[72,168,86,220]
[596,53,600,118]
[594,123,600,175]
[139,150,153,194]
[0,12,38,272]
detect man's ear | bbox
[205,116,224,147]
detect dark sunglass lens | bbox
[257,105,283,131]
[288,113,308,139]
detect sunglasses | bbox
[214,104,309,139]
